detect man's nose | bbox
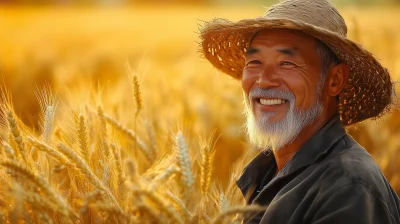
[256,65,281,89]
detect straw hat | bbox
[199,0,394,125]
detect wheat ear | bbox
[132,75,142,116]
[211,205,266,224]
[2,141,17,161]
[126,64,142,117]
[1,160,77,220]
[56,143,122,211]
[175,131,194,198]
[133,189,183,224]
[219,192,229,212]
[77,114,89,163]
[7,111,26,161]
[200,144,217,195]
[27,137,75,169]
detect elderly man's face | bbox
[242,29,325,151]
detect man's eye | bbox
[246,60,262,66]
[280,61,295,66]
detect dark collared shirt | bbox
[237,116,400,224]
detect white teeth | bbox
[259,99,286,106]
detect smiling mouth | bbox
[257,98,288,106]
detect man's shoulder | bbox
[318,135,384,186]
[313,134,398,205]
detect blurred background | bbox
[0,0,399,192]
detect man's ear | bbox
[327,63,349,97]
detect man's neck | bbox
[272,113,336,174]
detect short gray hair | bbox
[314,39,340,77]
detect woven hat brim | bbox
[199,17,393,126]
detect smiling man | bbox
[200,0,400,223]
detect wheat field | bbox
[0,4,399,223]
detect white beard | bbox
[244,88,323,152]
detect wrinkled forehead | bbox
[249,28,317,47]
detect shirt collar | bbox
[236,115,346,200]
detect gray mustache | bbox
[249,88,295,101]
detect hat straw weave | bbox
[199,0,394,125]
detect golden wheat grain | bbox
[77,114,90,163]
[56,143,122,211]
[219,192,229,212]
[35,85,57,143]
[7,111,26,161]
[125,158,138,183]
[126,63,143,117]
[200,133,217,195]
[2,141,17,161]
[175,131,194,198]
[27,137,75,169]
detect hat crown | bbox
[264,0,347,36]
